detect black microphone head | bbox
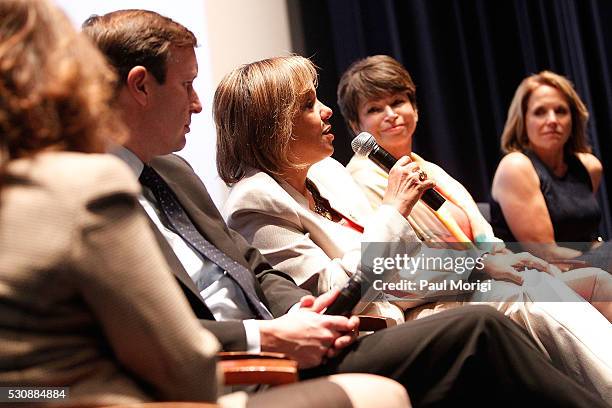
[351,132,377,156]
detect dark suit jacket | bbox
[149,154,310,351]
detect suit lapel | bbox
[163,173,252,265]
[144,214,214,320]
[151,155,267,304]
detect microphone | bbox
[352,132,446,211]
[324,271,366,316]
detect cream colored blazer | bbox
[223,158,475,321]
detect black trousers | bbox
[302,305,608,408]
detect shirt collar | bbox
[111,146,145,178]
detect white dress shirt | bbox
[113,147,262,351]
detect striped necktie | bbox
[139,165,273,319]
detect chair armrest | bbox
[357,315,397,331]
[98,354,297,406]
[218,352,298,386]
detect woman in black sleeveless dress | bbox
[491,71,612,322]
[491,71,605,264]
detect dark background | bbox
[287,0,612,239]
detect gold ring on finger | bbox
[418,170,428,181]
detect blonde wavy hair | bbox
[500,71,591,154]
[214,55,318,185]
[82,9,197,88]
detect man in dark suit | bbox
[83,9,607,407]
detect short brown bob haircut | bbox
[82,9,197,87]
[337,55,417,135]
[214,55,318,185]
[501,70,591,154]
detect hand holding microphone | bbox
[384,156,437,218]
[352,132,475,246]
[352,132,441,215]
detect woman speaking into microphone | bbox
[214,55,612,400]
[216,56,434,323]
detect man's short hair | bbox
[82,9,197,87]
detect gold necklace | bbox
[305,179,334,221]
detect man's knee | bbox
[460,305,539,349]
[457,304,511,332]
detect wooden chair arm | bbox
[98,354,297,406]
[357,314,397,331]
[218,352,298,386]
[99,354,297,406]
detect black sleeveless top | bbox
[490,151,601,247]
